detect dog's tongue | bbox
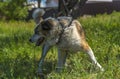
[36,37,44,46]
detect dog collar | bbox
[56,17,73,44]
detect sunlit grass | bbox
[0,12,120,79]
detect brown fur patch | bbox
[74,21,90,52]
[47,19,57,26]
[81,41,90,52]
[59,19,69,27]
[74,21,85,40]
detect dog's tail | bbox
[32,8,45,24]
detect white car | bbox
[26,0,58,9]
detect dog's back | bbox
[58,20,86,52]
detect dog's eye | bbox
[41,21,51,30]
[34,30,39,34]
[34,28,40,34]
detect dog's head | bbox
[29,9,72,46]
[29,9,62,46]
[30,18,62,46]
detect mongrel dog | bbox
[29,9,104,74]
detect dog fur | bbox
[29,9,104,74]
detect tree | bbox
[38,0,41,8]
[58,0,88,18]
[0,0,28,20]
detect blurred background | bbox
[0,0,120,20]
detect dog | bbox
[29,9,104,74]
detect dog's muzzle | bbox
[36,37,45,46]
[29,37,45,46]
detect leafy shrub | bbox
[0,0,28,20]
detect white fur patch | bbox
[32,8,45,19]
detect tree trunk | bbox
[72,0,88,18]
[38,0,41,8]
[58,0,88,17]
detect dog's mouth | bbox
[36,37,45,46]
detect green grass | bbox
[0,12,120,79]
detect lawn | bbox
[0,12,120,79]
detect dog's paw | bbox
[37,72,45,79]
[56,67,64,73]
[36,69,45,79]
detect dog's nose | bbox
[29,39,32,43]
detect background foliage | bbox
[0,12,120,79]
[0,0,28,20]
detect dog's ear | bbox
[41,20,52,30]
[32,9,45,24]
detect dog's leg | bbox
[38,43,52,73]
[81,42,104,71]
[56,49,68,72]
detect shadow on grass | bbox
[0,31,57,78]
[0,52,56,79]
